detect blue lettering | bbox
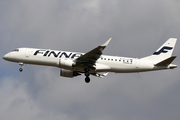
[48,51,61,57]
[34,50,81,59]
[59,52,72,58]
[34,50,45,55]
[71,54,76,59]
[43,51,50,56]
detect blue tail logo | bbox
[153,46,173,55]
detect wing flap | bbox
[91,72,109,78]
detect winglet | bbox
[101,38,112,47]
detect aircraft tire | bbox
[19,68,23,72]
[85,77,90,83]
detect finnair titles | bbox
[3,38,177,83]
[34,50,83,58]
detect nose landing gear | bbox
[19,68,23,72]
[19,63,24,72]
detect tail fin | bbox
[141,38,177,63]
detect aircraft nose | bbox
[3,53,9,60]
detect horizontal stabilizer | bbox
[155,56,176,66]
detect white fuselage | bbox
[2,38,177,83]
[3,48,169,73]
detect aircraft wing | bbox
[75,38,111,69]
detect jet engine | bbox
[60,69,81,78]
[59,58,75,69]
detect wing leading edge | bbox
[75,38,112,69]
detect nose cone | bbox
[3,53,9,60]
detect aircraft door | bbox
[25,48,30,58]
[135,58,139,69]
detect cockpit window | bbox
[12,49,19,52]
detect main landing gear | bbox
[19,62,24,72]
[84,68,90,83]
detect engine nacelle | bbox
[59,58,75,69]
[60,69,80,78]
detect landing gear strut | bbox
[19,63,24,72]
[84,68,90,83]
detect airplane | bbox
[3,38,177,83]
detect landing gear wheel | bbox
[84,68,90,83]
[85,77,90,83]
[19,62,24,72]
[19,68,23,72]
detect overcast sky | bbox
[0,0,180,120]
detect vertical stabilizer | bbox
[141,38,177,63]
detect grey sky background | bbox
[0,0,180,120]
